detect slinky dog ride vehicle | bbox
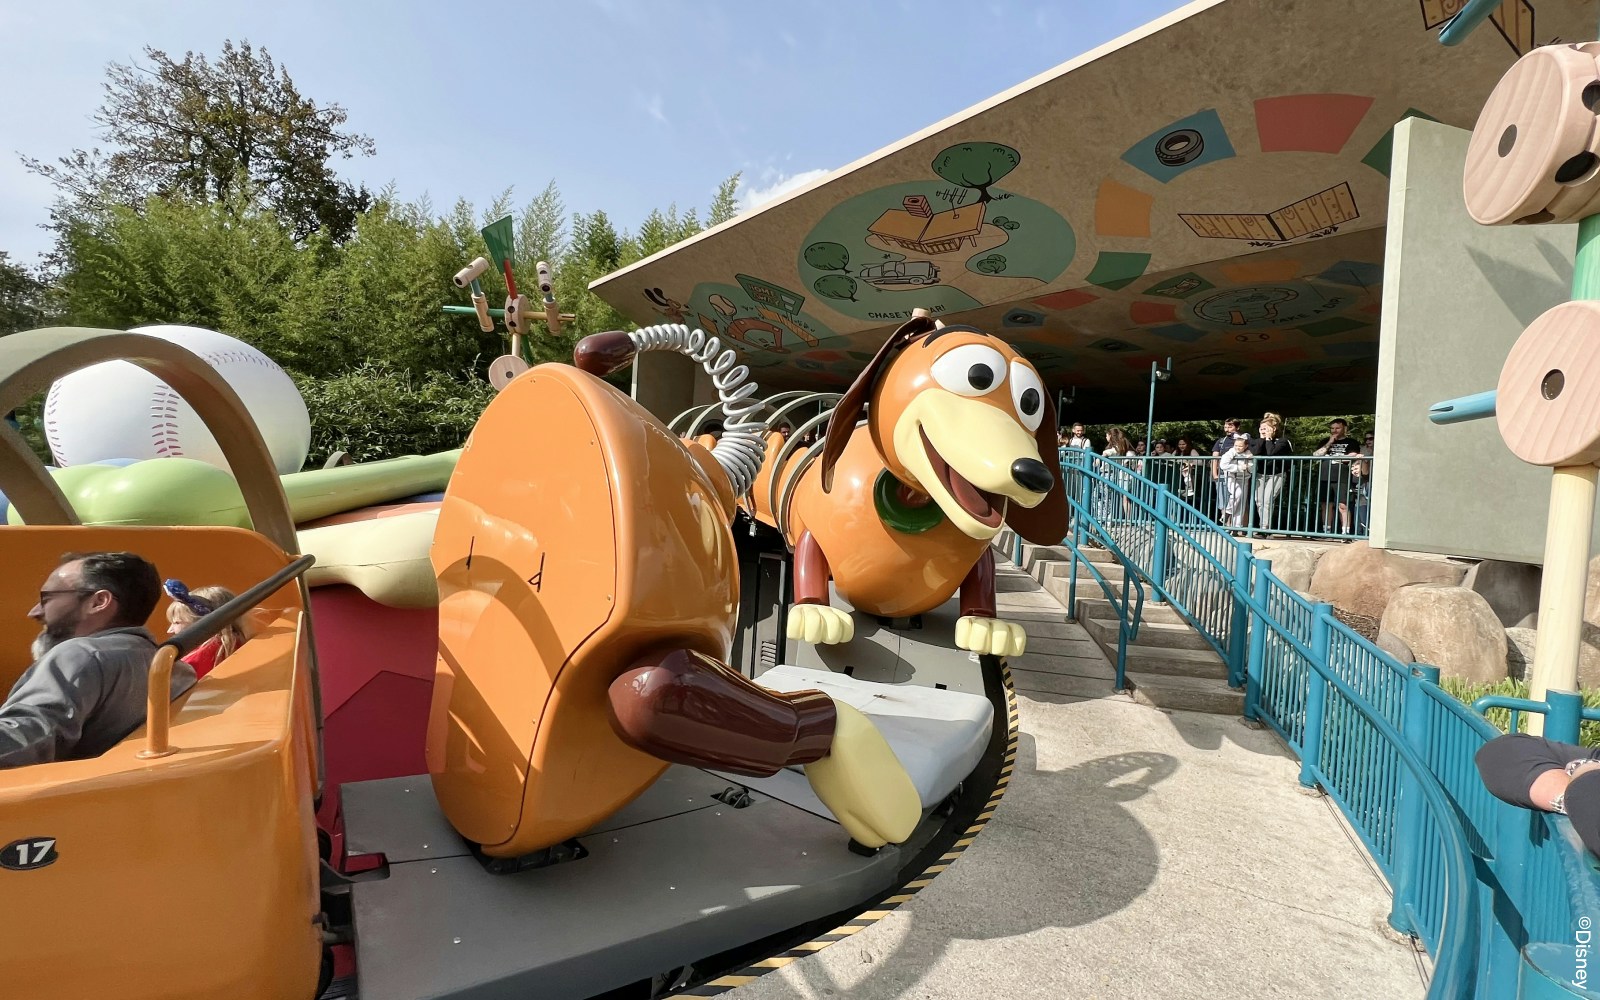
[1,322,1009,1000]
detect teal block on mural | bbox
[1298,317,1368,337]
[1316,261,1383,288]
[1121,109,1237,184]
[1323,340,1379,357]
[1361,110,1440,177]
[1086,252,1151,290]
[1149,323,1207,343]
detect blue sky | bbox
[0,0,1188,267]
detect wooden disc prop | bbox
[488,354,531,390]
[1496,299,1600,467]
[1465,43,1600,226]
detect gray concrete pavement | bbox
[729,566,1428,1000]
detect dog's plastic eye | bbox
[1010,361,1045,432]
[931,344,1006,397]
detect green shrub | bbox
[1441,675,1600,746]
[293,362,495,465]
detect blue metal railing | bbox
[1095,453,1372,541]
[1023,448,1600,1000]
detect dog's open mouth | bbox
[919,427,1006,528]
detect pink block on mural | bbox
[1254,94,1375,154]
[1033,288,1098,311]
[1130,301,1179,325]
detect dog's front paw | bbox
[786,603,855,645]
[804,702,920,848]
[956,616,1026,658]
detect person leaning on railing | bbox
[0,551,195,769]
[1250,413,1294,535]
[1477,733,1600,857]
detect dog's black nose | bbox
[1011,458,1053,493]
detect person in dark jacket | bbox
[1250,413,1294,534]
[1477,733,1600,858]
[0,551,194,769]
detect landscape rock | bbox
[1464,559,1542,628]
[1310,542,1469,620]
[1380,584,1507,686]
[1505,624,1600,690]
[1585,553,1600,630]
[1376,630,1414,665]
[1253,542,1324,593]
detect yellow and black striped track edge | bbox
[677,662,1021,997]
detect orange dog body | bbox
[785,428,983,618]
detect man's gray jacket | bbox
[0,627,197,769]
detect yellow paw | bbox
[804,702,921,848]
[786,603,855,645]
[955,616,1026,658]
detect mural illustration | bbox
[796,141,1077,324]
[684,273,841,367]
[1180,182,1360,246]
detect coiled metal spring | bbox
[627,324,766,495]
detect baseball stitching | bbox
[47,345,292,462]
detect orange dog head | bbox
[820,315,1068,545]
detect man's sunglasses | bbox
[38,587,97,605]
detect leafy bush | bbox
[1441,675,1600,747]
[293,362,496,465]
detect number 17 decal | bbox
[2,836,58,870]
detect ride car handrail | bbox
[138,553,316,759]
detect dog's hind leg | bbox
[787,529,854,644]
[607,648,918,846]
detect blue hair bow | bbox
[163,579,212,615]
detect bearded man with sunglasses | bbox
[0,551,194,769]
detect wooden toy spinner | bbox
[445,214,575,390]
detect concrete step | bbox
[1126,671,1246,715]
[1082,621,1225,680]
[1084,615,1212,652]
[1074,596,1189,627]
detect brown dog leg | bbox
[792,529,831,605]
[959,546,998,619]
[607,648,835,777]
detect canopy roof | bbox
[591,0,1592,420]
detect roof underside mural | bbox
[591,0,1594,420]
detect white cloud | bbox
[639,93,667,125]
[736,168,830,213]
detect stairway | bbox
[995,533,1245,716]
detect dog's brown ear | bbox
[1006,388,1070,545]
[820,315,938,492]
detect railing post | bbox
[1299,603,1333,787]
[1245,563,1270,722]
[1227,546,1252,688]
[1151,485,1170,599]
[1388,663,1440,936]
[1546,689,1583,745]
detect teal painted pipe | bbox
[1438,0,1501,45]
[443,304,507,318]
[1429,390,1498,424]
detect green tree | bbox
[708,172,741,227]
[22,40,375,243]
[930,142,1020,204]
[0,252,47,333]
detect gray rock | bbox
[1505,624,1600,689]
[1379,584,1508,686]
[1253,543,1324,593]
[1463,559,1542,629]
[1376,630,1414,665]
[1310,541,1469,620]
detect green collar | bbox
[874,470,945,534]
